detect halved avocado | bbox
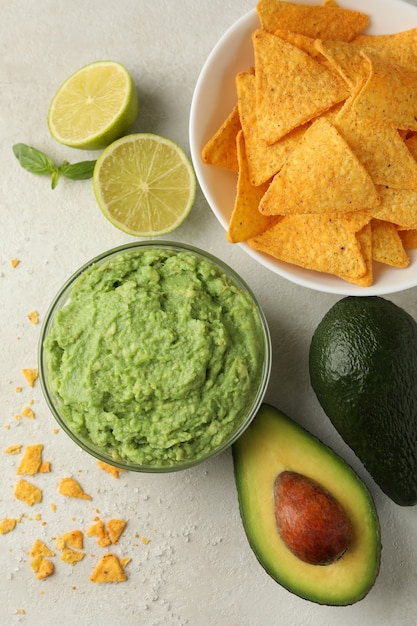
[232,404,381,605]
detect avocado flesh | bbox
[309,295,417,506]
[233,404,381,606]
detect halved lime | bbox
[48,61,138,150]
[93,133,196,236]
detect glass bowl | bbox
[38,241,271,473]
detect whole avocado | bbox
[309,295,417,506]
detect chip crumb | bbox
[17,444,43,475]
[21,406,35,419]
[39,461,51,473]
[59,477,92,500]
[97,460,126,478]
[0,518,17,535]
[30,538,55,558]
[4,444,22,455]
[90,553,127,583]
[50,503,57,512]
[27,310,39,325]
[37,559,55,579]
[141,536,151,545]
[15,386,23,393]
[120,557,131,568]
[87,519,111,547]
[15,479,42,506]
[60,547,86,566]
[17,609,26,615]
[11,258,20,268]
[107,519,127,545]
[22,368,38,388]
[62,529,84,550]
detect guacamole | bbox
[43,247,266,466]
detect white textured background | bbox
[2,1,417,625]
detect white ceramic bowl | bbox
[189,0,417,296]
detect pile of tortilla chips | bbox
[201,0,417,286]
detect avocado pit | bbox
[274,470,352,565]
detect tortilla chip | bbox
[97,460,126,478]
[248,213,367,279]
[90,553,127,583]
[372,187,417,229]
[274,29,331,67]
[334,104,417,190]
[0,518,17,534]
[58,477,92,500]
[14,479,42,506]
[17,444,43,476]
[22,368,38,388]
[253,29,349,144]
[236,71,309,186]
[314,39,369,90]
[60,548,85,566]
[339,223,373,286]
[371,219,410,267]
[399,228,417,248]
[30,539,55,558]
[36,559,55,579]
[227,130,279,242]
[258,117,380,215]
[257,0,369,41]
[353,52,417,131]
[62,529,84,550]
[107,519,127,545]
[201,104,241,171]
[405,134,417,161]
[343,210,372,233]
[87,519,111,547]
[353,28,417,73]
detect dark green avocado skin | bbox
[309,296,417,506]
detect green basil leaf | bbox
[60,160,96,180]
[13,143,57,176]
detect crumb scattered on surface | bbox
[60,547,86,566]
[27,310,39,324]
[58,477,92,500]
[21,406,35,419]
[90,553,127,583]
[22,368,38,388]
[4,444,22,454]
[14,479,42,506]
[11,258,20,268]
[0,518,17,534]
[97,460,126,478]
[17,444,44,475]
[87,519,111,547]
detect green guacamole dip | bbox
[43,247,266,466]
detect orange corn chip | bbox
[15,479,42,506]
[253,29,349,144]
[258,117,379,215]
[90,553,127,583]
[59,477,92,500]
[17,444,43,476]
[201,104,241,171]
[353,52,417,131]
[334,104,417,190]
[107,519,127,545]
[372,187,417,229]
[257,0,369,41]
[228,130,279,242]
[248,213,367,279]
[371,219,410,268]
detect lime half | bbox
[93,133,196,236]
[48,60,138,150]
